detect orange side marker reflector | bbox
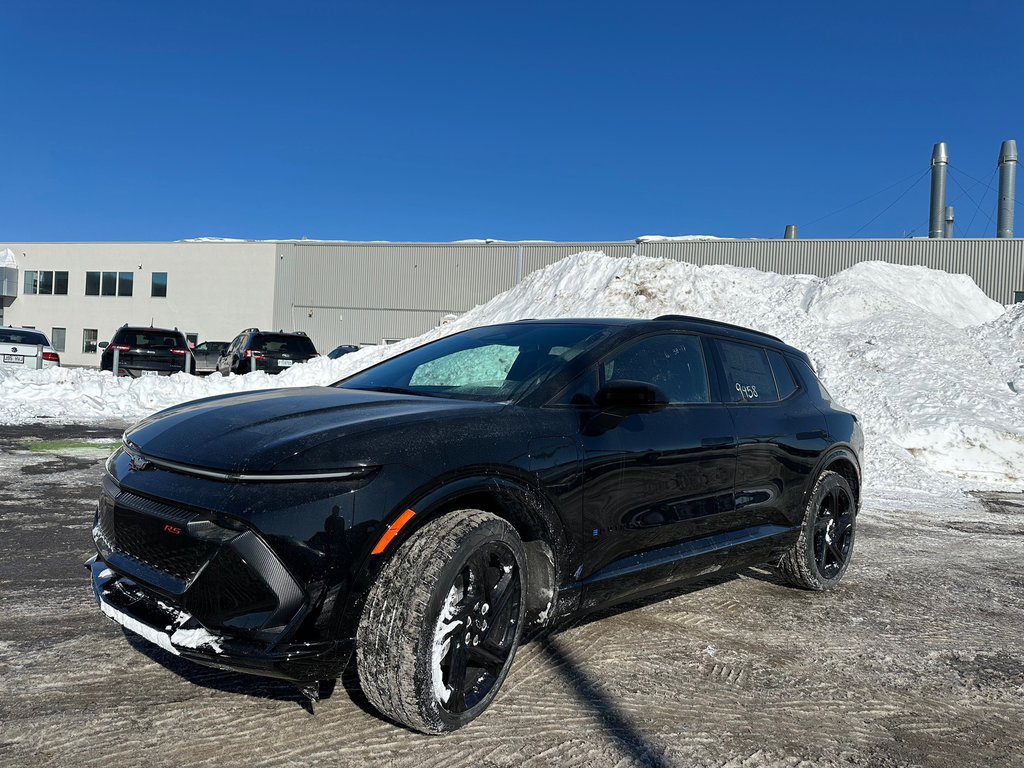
[371,509,416,555]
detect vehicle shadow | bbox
[122,631,328,713]
[124,563,790,731]
[557,564,787,632]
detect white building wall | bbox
[1,242,278,366]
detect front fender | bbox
[336,470,575,641]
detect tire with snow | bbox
[777,470,857,591]
[356,510,527,733]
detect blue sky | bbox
[2,1,1021,242]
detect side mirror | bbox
[98,341,109,349]
[595,380,669,412]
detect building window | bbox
[152,272,168,297]
[51,327,66,353]
[86,271,132,296]
[83,329,98,354]
[23,270,70,296]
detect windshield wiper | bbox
[352,385,438,398]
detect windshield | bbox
[337,323,609,402]
[0,329,49,346]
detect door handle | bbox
[701,436,732,447]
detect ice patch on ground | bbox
[2,252,1021,499]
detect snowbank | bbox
[2,253,1022,500]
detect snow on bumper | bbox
[87,556,223,656]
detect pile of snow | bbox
[2,252,1022,500]
[0,247,17,267]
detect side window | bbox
[768,350,799,400]
[791,358,832,402]
[558,333,709,405]
[717,340,779,403]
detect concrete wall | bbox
[2,242,278,366]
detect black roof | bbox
[511,316,800,356]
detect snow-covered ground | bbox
[2,252,1021,502]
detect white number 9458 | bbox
[735,382,759,400]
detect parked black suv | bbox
[216,328,318,375]
[88,316,862,733]
[99,326,195,377]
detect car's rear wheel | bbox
[356,510,527,733]
[777,470,856,590]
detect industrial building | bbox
[1,236,1022,368]
[2,141,1020,368]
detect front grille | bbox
[100,492,212,581]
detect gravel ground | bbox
[1,424,1022,768]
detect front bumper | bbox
[88,557,352,682]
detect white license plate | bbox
[277,359,293,367]
[3,354,24,364]
[141,370,160,377]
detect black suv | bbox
[88,317,862,733]
[216,328,318,375]
[99,326,195,377]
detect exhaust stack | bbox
[997,139,1017,238]
[784,225,798,239]
[943,206,954,238]
[929,142,949,238]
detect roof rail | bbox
[242,327,260,333]
[653,314,783,343]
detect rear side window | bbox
[792,358,833,402]
[0,329,49,346]
[768,350,799,400]
[112,329,187,349]
[253,334,316,356]
[717,339,779,403]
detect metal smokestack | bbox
[997,139,1017,238]
[929,142,949,238]
[943,206,954,238]
[784,225,798,239]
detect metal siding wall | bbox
[294,306,450,350]
[280,238,1024,352]
[291,243,518,311]
[633,239,1024,304]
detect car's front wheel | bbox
[777,470,857,590]
[356,510,527,733]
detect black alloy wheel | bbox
[431,542,522,714]
[357,510,528,733]
[812,484,855,579]
[778,470,857,590]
